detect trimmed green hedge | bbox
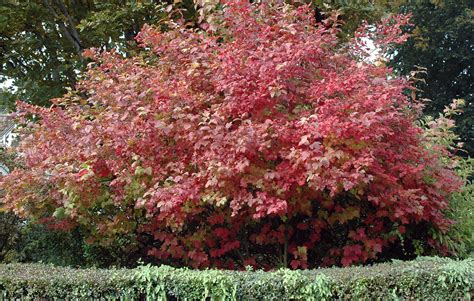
[0,257,472,300]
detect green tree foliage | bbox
[311,0,405,40]
[390,0,473,155]
[0,0,197,108]
[0,89,15,111]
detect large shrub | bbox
[0,1,462,268]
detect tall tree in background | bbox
[0,0,198,109]
[390,0,473,155]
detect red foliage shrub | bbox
[0,1,461,268]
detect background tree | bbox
[390,0,473,155]
[311,0,405,40]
